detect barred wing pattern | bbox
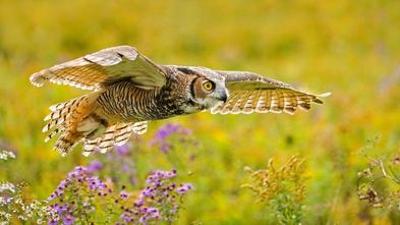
[83,121,148,156]
[211,71,328,115]
[43,95,95,142]
[30,46,167,90]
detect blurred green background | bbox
[1,0,400,224]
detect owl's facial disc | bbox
[189,77,228,109]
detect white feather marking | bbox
[82,151,92,157]
[132,121,148,134]
[270,94,281,113]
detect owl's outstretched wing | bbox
[30,45,167,90]
[211,70,330,115]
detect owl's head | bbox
[177,66,228,112]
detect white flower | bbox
[0,150,16,160]
[0,182,15,193]
[0,196,13,205]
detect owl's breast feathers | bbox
[95,75,194,122]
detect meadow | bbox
[1,0,400,224]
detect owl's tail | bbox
[42,92,104,156]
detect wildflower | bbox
[139,207,160,224]
[120,191,129,200]
[0,181,52,224]
[63,214,76,225]
[145,170,177,185]
[116,144,130,156]
[45,164,192,224]
[47,219,58,225]
[150,123,192,153]
[0,150,15,160]
[0,196,12,205]
[121,212,134,223]
[48,203,75,223]
[176,183,193,194]
[0,182,16,194]
[48,166,109,202]
[117,169,192,224]
[103,143,137,186]
[46,166,112,224]
[242,156,306,225]
[87,160,103,173]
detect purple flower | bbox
[48,203,75,225]
[49,167,193,224]
[150,124,192,153]
[139,207,160,224]
[134,198,144,207]
[116,144,130,156]
[176,183,193,194]
[48,167,85,201]
[48,220,58,225]
[115,169,193,224]
[87,176,107,191]
[160,143,171,153]
[105,143,138,186]
[0,195,12,204]
[120,191,129,199]
[48,166,109,201]
[63,214,75,225]
[87,160,103,173]
[155,124,179,139]
[141,187,156,198]
[121,212,134,223]
[52,203,68,215]
[145,170,177,185]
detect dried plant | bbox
[242,156,306,225]
[357,155,400,209]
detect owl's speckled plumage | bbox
[30,45,329,156]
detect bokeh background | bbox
[1,0,400,224]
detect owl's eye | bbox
[202,80,215,92]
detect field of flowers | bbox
[1,1,400,224]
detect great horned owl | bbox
[30,46,329,156]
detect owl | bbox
[30,45,329,156]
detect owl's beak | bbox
[217,92,228,103]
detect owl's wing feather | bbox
[30,45,167,90]
[82,121,148,156]
[211,70,329,115]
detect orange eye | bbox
[202,80,215,92]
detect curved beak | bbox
[217,91,228,103]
